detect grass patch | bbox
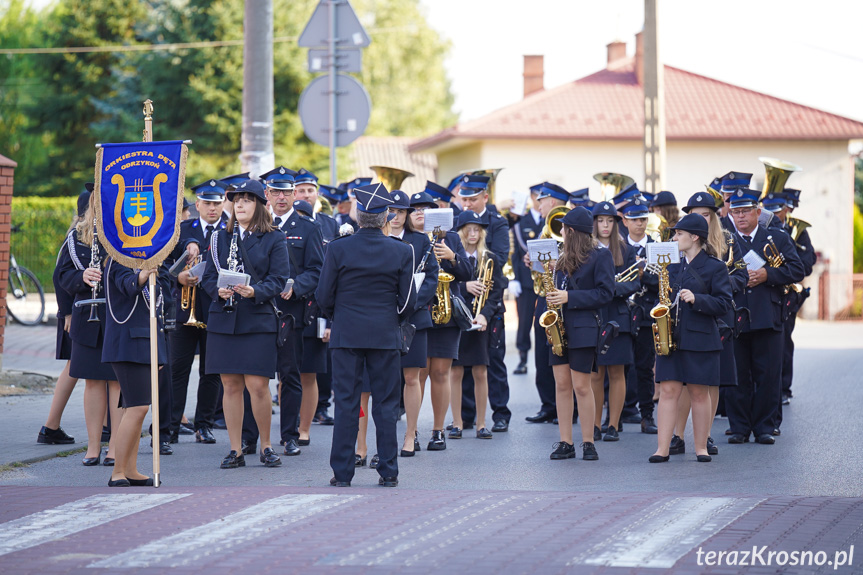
[0,461,30,473]
[55,446,88,458]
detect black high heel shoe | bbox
[696,454,712,462]
[413,431,421,452]
[355,454,367,467]
[127,477,154,486]
[82,452,101,466]
[649,454,670,463]
[108,478,130,487]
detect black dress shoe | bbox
[241,440,257,455]
[707,436,719,455]
[195,426,216,444]
[621,413,642,425]
[168,432,179,444]
[298,438,311,446]
[160,441,173,455]
[476,427,493,439]
[178,422,195,435]
[413,431,421,452]
[447,426,462,440]
[37,425,75,445]
[581,442,598,461]
[649,454,670,463]
[220,450,245,469]
[781,392,792,405]
[101,426,111,443]
[550,441,575,460]
[369,454,379,469]
[428,430,447,450]
[725,427,733,435]
[102,457,115,466]
[330,477,351,487]
[772,428,781,436]
[513,363,528,375]
[82,453,101,466]
[525,411,555,423]
[212,418,227,430]
[640,417,658,434]
[755,434,775,445]
[260,447,282,467]
[727,433,750,444]
[491,420,508,432]
[669,435,685,454]
[603,425,619,442]
[355,454,367,467]
[128,477,155,486]
[593,426,602,442]
[601,418,609,434]
[379,476,399,487]
[108,478,130,487]
[283,439,302,456]
[696,454,712,462]
[314,410,335,425]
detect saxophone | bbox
[650,253,675,356]
[427,227,453,324]
[223,228,240,313]
[537,252,566,356]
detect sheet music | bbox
[646,241,681,265]
[217,269,251,288]
[168,249,190,277]
[188,259,207,279]
[527,239,559,273]
[413,272,426,291]
[742,250,765,271]
[423,208,454,232]
[510,189,529,216]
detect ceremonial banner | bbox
[94,140,188,269]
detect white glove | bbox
[508,279,522,298]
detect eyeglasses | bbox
[268,189,295,198]
[729,207,755,216]
[412,207,426,213]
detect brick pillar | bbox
[0,153,17,371]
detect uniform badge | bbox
[528,230,536,238]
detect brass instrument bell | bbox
[593,172,635,202]
[758,157,801,202]
[370,166,415,193]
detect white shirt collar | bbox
[391,229,405,240]
[238,224,248,237]
[530,208,542,225]
[627,235,647,248]
[477,208,487,218]
[199,217,217,231]
[735,222,758,240]
[466,249,478,258]
[272,208,293,225]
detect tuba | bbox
[428,227,454,324]
[650,253,675,356]
[537,252,566,356]
[645,213,667,242]
[181,255,206,329]
[472,251,494,315]
[593,172,635,202]
[314,197,333,216]
[786,215,811,250]
[370,166,414,193]
[758,157,801,202]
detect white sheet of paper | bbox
[467,322,484,332]
[646,241,681,265]
[742,250,765,271]
[317,317,327,338]
[413,272,426,291]
[281,278,295,294]
[527,239,559,273]
[217,270,251,289]
[188,259,207,279]
[510,189,529,216]
[423,208,454,232]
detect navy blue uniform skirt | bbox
[55,321,72,361]
[301,336,328,374]
[206,332,276,378]
[549,345,568,366]
[70,336,116,381]
[110,361,152,408]
[568,347,596,374]
[453,329,489,367]
[719,337,737,387]
[655,349,720,386]
[597,333,634,366]
[401,329,428,368]
[427,326,460,359]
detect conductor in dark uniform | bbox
[511,183,544,375]
[316,182,416,487]
[724,189,804,445]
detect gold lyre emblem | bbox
[112,172,168,248]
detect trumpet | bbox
[763,235,786,268]
[725,232,747,273]
[472,251,494,315]
[181,255,206,329]
[615,260,643,283]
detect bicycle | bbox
[6,224,45,326]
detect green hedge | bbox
[10,197,78,293]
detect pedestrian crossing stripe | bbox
[0,493,189,557]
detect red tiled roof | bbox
[411,59,863,151]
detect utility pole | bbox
[642,0,665,195]
[240,0,275,178]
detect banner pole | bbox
[143,99,161,488]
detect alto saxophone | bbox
[223,228,240,313]
[650,253,675,356]
[537,252,566,356]
[427,227,453,324]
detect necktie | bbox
[743,235,752,243]
[205,225,214,240]
[469,255,477,270]
[274,217,281,227]
[243,230,250,241]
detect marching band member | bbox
[511,183,544,376]
[724,189,803,445]
[317,183,416,487]
[712,172,752,232]
[389,190,439,457]
[449,210,505,440]
[649,191,680,229]
[101,260,172,486]
[650,214,733,463]
[547,207,614,461]
[57,193,121,467]
[455,175,511,433]
[412,185,474,450]
[591,202,640,442]
[167,180,227,446]
[201,179,291,469]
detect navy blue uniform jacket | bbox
[316,228,416,350]
[401,229,439,331]
[666,251,733,352]
[170,218,227,324]
[201,228,291,335]
[57,230,108,347]
[276,211,324,322]
[558,247,615,349]
[599,244,641,334]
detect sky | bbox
[417,0,863,127]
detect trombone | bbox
[181,255,206,329]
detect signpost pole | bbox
[143,99,161,488]
[328,0,337,186]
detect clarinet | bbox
[223,227,239,313]
[85,219,104,322]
